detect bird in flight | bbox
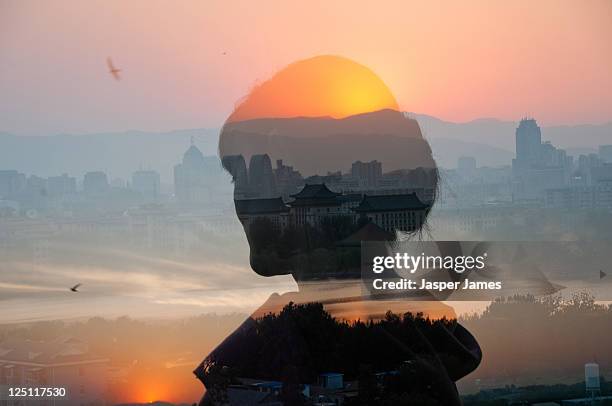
[70,283,82,292]
[106,57,121,81]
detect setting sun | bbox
[228,55,399,122]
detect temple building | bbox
[234,183,429,233]
[354,193,429,232]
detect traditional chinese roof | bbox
[290,183,341,199]
[337,193,364,204]
[354,193,428,212]
[289,183,342,207]
[234,197,289,215]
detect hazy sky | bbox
[1,0,611,136]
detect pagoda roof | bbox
[290,183,341,199]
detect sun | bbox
[228,55,399,122]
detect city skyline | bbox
[2,117,611,207]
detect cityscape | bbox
[2,1,611,404]
[1,117,612,405]
[1,117,611,253]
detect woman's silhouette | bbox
[194,56,481,405]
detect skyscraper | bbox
[221,155,249,198]
[248,154,277,198]
[351,160,382,189]
[514,118,542,170]
[512,118,569,201]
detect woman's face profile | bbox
[218,55,438,280]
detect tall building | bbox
[514,118,542,170]
[47,174,76,197]
[0,170,26,198]
[576,153,602,184]
[221,155,249,198]
[351,160,382,189]
[248,154,277,198]
[132,170,161,199]
[599,145,612,163]
[83,171,109,195]
[25,175,47,197]
[512,118,569,201]
[274,159,303,198]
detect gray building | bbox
[248,154,277,198]
[47,174,76,197]
[599,144,612,163]
[132,169,161,199]
[0,170,26,198]
[83,171,109,195]
[351,160,382,189]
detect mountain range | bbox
[1,113,610,181]
[408,113,610,167]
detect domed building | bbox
[173,139,209,204]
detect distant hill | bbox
[408,112,612,155]
[224,108,423,139]
[220,109,434,175]
[1,113,609,180]
[403,113,612,168]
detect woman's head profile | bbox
[218,55,438,280]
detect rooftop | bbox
[291,183,341,200]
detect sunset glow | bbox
[228,55,399,122]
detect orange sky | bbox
[1,0,611,135]
[227,55,399,122]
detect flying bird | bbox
[70,283,82,292]
[106,57,121,80]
